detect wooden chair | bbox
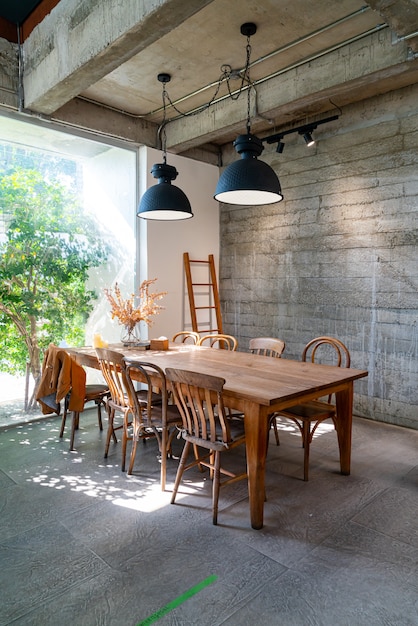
[95,348,180,488]
[197,333,238,350]
[60,383,109,451]
[249,337,285,358]
[275,336,351,481]
[172,331,201,344]
[166,367,247,525]
[95,348,158,469]
[35,345,109,452]
[123,360,182,490]
[95,348,137,472]
[249,337,285,446]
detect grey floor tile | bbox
[0,521,107,624]
[351,485,418,548]
[1,411,418,625]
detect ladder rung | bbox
[198,328,220,333]
[195,305,216,310]
[191,282,212,287]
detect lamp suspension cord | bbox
[244,32,252,134]
[161,81,168,164]
[157,28,255,122]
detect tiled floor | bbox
[1,409,417,626]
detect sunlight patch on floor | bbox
[26,465,206,513]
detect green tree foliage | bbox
[0,166,109,408]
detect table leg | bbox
[244,402,268,530]
[335,382,353,475]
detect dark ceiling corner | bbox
[0,0,60,42]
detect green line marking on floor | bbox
[136,574,218,625]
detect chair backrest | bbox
[172,331,201,345]
[96,348,168,427]
[302,337,350,405]
[165,367,233,447]
[197,333,238,351]
[123,360,169,427]
[302,336,351,368]
[249,337,285,358]
[95,347,128,410]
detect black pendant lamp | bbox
[214,24,283,206]
[138,74,193,221]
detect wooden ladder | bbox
[183,252,223,335]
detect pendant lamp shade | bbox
[214,134,283,205]
[137,162,193,221]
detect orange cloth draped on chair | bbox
[36,343,86,415]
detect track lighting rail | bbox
[264,114,339,152]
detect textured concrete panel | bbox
[220,84,418,430]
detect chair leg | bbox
[160,426,168,491]
[60,406,67,439]
[171,441,190,504]
[302,421,311,481]
[59,395,70,439]
[194,443,204,472]
[212,451,221,525]
[70,411,79,451]
[96,401,103,431]
[104,407,115,458]
[209,451,215,480]
[272,417,280,445]
[121,421,128,473]
[127,436,138,475]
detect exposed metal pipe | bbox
[144,5,375,118]
[395,30,418,41]
[169,23,388,120]
[77,6,380,121]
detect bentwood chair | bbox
[166,367,247,525]
[275,336,351,481]
[96,348,138,472]
[123,360,182,490]
[197,333,238,350]
[249,337,285,446]
[249,337,285,358]
[197,333,238,422]
[95,348,161,473]
[172,331,201,344]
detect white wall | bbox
[138,147,219,341]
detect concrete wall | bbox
[139,147,219,341]
[220,84,418,430]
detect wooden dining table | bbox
[69,343,368,529]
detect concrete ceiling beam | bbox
[23,0,215,115]
[366,0,418,51]
[164,28,418,153]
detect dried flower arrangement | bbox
[104,278,167,332]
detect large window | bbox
[0,113,137,411]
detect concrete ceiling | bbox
[2,0,418,163]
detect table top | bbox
[70,343,368,411]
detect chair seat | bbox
[136,389,163,406]
[181,418,246,451]
[84,383,109,401]
[61,383,110,451]
[166,367,248,525]
[281,399,335,420]
[134,403,182,432]
[275,336,351,481]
